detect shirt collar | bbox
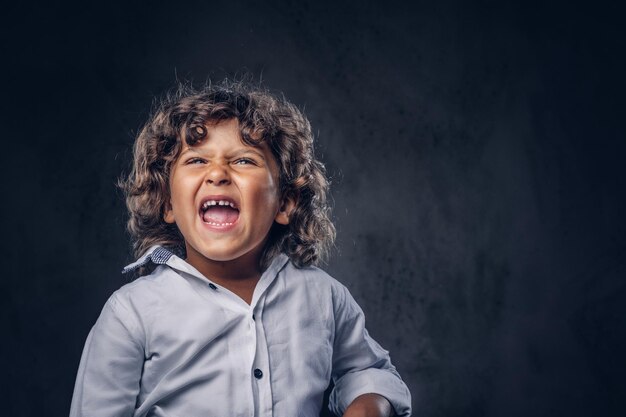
[250,253,289,306]
[121,245,175,274]
[122,246,290,285]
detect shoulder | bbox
[281,260,342,287]
[95,265,189,340]
[105,265,185,318]
[113,263,176,294]
[279,260,355,308]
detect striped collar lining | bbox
[122,246,175,274]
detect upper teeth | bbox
[202,200,237,210]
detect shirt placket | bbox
[203,279,258,417]
[251,292,273,417]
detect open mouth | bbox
[199,197,240,227]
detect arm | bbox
[70,295,144,417]
[343,393,395,417]
[329,284,412,417]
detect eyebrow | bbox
[179,147,267,160]
[233,148,266,159]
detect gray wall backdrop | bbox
[3,1,625,416]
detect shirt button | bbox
[253,368,263,379]
[208,283,217,290]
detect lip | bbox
[198,194,240,232]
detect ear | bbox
[163,202,176,224]
[275,195,296,225]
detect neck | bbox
[184,245,264,304]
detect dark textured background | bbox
[3,1,626,416]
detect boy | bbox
[70,81,412,417]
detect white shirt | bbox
[70,247,412,417]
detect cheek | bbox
[169,174,198,211]
[254,175,281,204]
[240,169,278,192]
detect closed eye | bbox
[233,157,257,166]
[185,157,206,165]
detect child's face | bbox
[164,118,291,271]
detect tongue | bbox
[202,206,239,224]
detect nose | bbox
[205,163,231,186]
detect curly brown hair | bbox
[119,80,335,270]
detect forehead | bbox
[181,119,266,151]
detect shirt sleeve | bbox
[70,294,145,417]
[328,284,412,417]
